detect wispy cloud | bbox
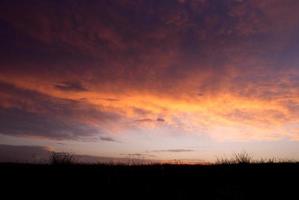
[100,136,119,143]
[54,81,88,92]
[135,118,165,123]
[120,153,156,158]
[98,98,120,102]
[151,149,195,153]
[135,118,154,122]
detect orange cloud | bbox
[1,71,299,141]
[1,0,299,143]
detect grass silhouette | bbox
[216,152,253,165]
[1,152,298,199]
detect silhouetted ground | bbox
[1,163,298,199]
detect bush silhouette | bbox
[49,152,74,165]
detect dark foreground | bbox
[1,163,299,199]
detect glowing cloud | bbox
[1,0,299,161]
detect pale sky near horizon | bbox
[1,0,299,162]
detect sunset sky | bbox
[1,0,299,162]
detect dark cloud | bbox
[0,144,51,163]
[0,81,122,140]
[151,149,195,153]
[100,136,119,143]
[54,81,88,92]
[135,118,165,123]
[0,82,119,120]
[0,107,99,140]
[135,118,154,122]
[98,98,120,102]
[0,0,297,96]
[0,0,278,91]
[156,118,165,122]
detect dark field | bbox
[1,163,299,199]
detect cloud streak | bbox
[54,81,88,92]
[151,149,195,153]
[100,136,119,143]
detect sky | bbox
[1,0,299,163]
